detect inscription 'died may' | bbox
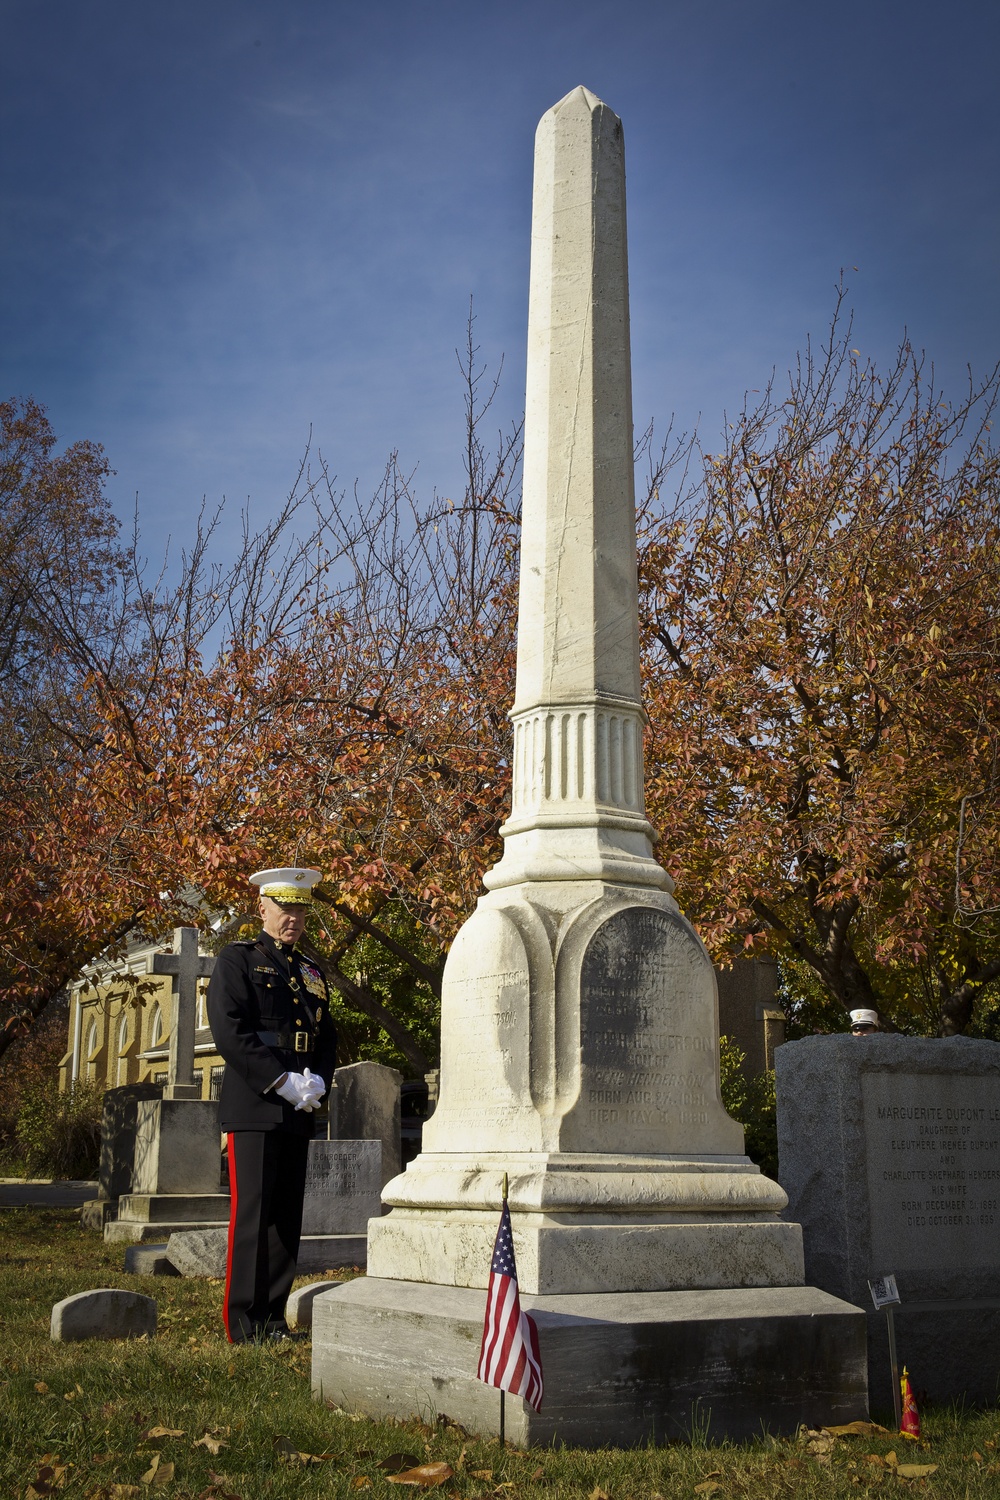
[862,1072,1000,1270]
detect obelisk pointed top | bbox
[547,84,605,117]
[485,81,669,893]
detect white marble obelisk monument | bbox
[366,85,797,1293]
[312,88,868,1444]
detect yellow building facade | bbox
[59,936,225,1099]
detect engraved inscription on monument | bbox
[302,1140,382,1236]
[863,1073,1000,1270]
[565,906,742,1154]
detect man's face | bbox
[259,896,308,945]
[851,1022,877,1036]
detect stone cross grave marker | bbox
[152,927,216,1100]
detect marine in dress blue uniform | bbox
[207,866,337,1342]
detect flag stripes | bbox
[476,1201,543,1412]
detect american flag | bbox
[477,1201,543,1412]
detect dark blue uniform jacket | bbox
[207,930,338,1134]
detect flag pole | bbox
[499,1171,508,1447]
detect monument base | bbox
[104,1193,231,1244]
[312,1276,869,1446]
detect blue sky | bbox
[2,0,999,564]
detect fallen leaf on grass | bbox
[196,1484,244,1500]
[387,1463,455,1488]
[801,1428,835,1465]
[140,1427,185,1445]
[896,1465,938,1480]
[192,1434,228,1456]
[588,1489,610,1500]
[139,1454,174,1487]
[351,1480,371,1491]
[379,1453,422,1473]
[824,1421,889,1436]
[530,1467,544,1482]
[694,1484,721,1497]
[272,1435,333,1466]
[470,1470,493,1481]
[34,1382,50,1394]
[25,1463,68,1499]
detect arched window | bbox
[116,1014,129,1085]
[85,1017,99,1080]
[150,1004,164,1048]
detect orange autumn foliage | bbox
[639,302,1000,1034]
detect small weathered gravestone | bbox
[124,1243,178,1277]
[777,1033,1000,1404]
[333,1062,402,1189]
[51,1288,157,1341]
[164,1226,229,1278]
[287,1280,334,1331]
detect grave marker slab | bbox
[334,1061,402,1188]
[302,1139,382,1236]
[777,1033,1000,1403]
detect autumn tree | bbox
[0,332,521,1074]
[639,298,1000,1036]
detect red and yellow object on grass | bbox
[900,1366,920,1437]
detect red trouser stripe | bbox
[223,1134,239,1343]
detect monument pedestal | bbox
[107,1097,228,1244]
[313,1277,868,1445]
[368,1150,804,1293]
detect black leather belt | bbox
[257,1029,314,1054]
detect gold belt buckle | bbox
[294,1031,310,1053]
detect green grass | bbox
[2,1207,999,1498]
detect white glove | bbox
[299,1068,326,1110]
[275,1071,320,1111]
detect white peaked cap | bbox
[849,1009,879,1026]
[249,867,322,903]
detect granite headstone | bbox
[302,1139,382,1236]
[334,1061,402,1189]
[777,1033,1000,1404]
